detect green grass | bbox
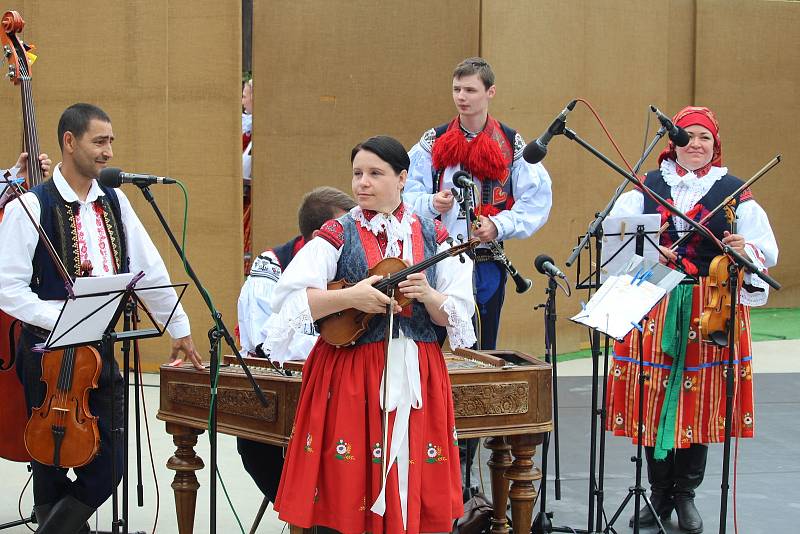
[557,307,800,360]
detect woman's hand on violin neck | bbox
[399,273,449,325]
[398,273,437,304]
[350,275,402,314]
[722,231,746,255]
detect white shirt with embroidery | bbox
[0,164,191,338]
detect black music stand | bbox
[43,272,187,534]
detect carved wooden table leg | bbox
[165,422,205,534]
[486,436,512,534]
[506,433,543,534]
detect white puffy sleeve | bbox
[434,243,476,349]
[609,190,645,217]
[404,136,440,220]
[264,237,340,361]
[737,198,778,307]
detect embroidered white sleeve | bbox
[265,237,340,362]
[736,199,778,307]
[433,242,476,348]
[404,140,439,220]
[489,159,552,241]
[441,296,476,349]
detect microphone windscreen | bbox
[98,167,123,188]
[522,141,547,164]
[534,254,554,275]
[671,127,690,148]
[452,171,473,188]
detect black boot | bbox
[630,446,675,527]
[35,494,95,534]
[673,444,707,534]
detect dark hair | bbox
[57,103,112,151]
[298,186,356,241]
[453,57,495,90]
[350,135,410,175]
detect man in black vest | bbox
[0,103,202,533]
[236,186,354,504]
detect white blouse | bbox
[265,206,477,358]
[611,160,779,306]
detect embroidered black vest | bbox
[642,170,746,277]
[334,215,438,345]
[31,180,128,300]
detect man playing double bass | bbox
[0,103,203,533]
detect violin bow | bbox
[380,286,396,489]
[667,154,781,253]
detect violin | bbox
[697,204,742,347]
[318,238,478,347]
[0,9,46,463]
[25,261,102,468]
[24,345,102,468]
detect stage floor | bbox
[0,340,797,533]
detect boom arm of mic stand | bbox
[561,127,781,291]
[135,184,272,408]
[565,126,668,267]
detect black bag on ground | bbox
[451,492,493,534]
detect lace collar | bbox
[660,159,728,193]
[350,203,413,259]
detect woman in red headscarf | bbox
[605,106,778,533]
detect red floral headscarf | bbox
[657,106,722,167]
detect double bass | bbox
[0,11,102,468]
[0,9,45,463]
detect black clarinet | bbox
[487,241,532,294]
[450,181,532,294]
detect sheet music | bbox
[45,273,136,349]
[600,214,661,282]
[571,255,685,340]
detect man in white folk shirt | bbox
[0,103,202,534]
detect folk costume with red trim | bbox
[605,106,778,452]
[268,204,476,533]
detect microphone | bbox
[452,171,475,189]
[522,100,578,164]
[650,105,690,147]
[98,167,176,188]
[534,254,567,280]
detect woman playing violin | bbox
[266,135,476,533]
[606,106,778,533]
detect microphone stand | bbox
[531,272,561,533]
[561,125,668,533]
[134,184,272,534]
[453,179,481,498]
[555,121,779,534]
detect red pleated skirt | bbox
[274,339,463,533]
[606,280,755,447]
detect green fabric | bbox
[653,284,694,460]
